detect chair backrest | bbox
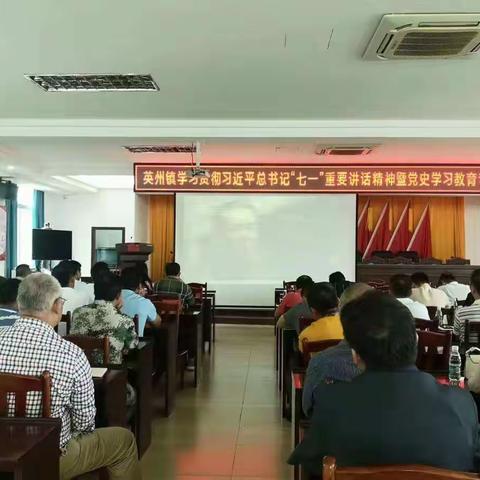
[148,292,181,302]
[64,335,110,366]
[283,281,297,291]
[188,282,207,303]
[323,456,480,480]
[301,338,342,366]
[464,320,480,350]
[152,299,181,324]
[427,306,439,321]
[415,318,439,332]
[0,371,51,418]
[416,330,452,373]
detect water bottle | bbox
[449,345,462,386]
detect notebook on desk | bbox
[91,367,108,378]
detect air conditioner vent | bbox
[124,145,196,154]
[364,14,480,60]
[315,145,376,156]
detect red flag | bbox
[386,201,411,253]
[357,200,370,254]
[407,205,432,258]
[363,202,390,260]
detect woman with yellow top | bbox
[298,282,344,352]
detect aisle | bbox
[141,325,292,479]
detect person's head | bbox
[0,279,21,310]
[165,262,181,277]
[307,282,339,319]
[470,269,480,300]
[341,290,417,371]
[296,275,313,294]
[51,264,75,288]
[439,272,456,286]
[94,273,123,309]
[17,273,64,327]
[329,271,348,297]
[339,283,372,311]
[121,267,142,293]
[15,264,32,279]
[390,274,413,299]
[411,272,430,288]
[68,260,82,280]
[91,262,110,283]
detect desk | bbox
[126,341,153,458]
[179,310,203,388]
[206,290,216,346]
[0,417,61,480]
[93,369,127,428]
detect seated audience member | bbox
[276,277,314,332]
[0,278,21,328]
[411,272,450,308]
[390,274,430,321]
[289,291,479,475]
[52,264,90,316]
[121,267,161,336]
[68,260,95,303]
[85,261,111,301]
[137,262,154,296]
[0,273,141,479]
[302,283,371,416]
[329,271,350,298]
[454,269,480,343]
[438,272,471,304]
[298,282,343,352]
[275,275,313,319]
[71,273,139,364]
[15,264,32,279]
[154,262,195,308]
[466,291,475,307]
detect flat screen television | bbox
[32,229,72,260]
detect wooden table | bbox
[179,309,203,388]
[206,290,216,346]
[93,369,127,428]
[0,417,61,480]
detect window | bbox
[17,185,34,267]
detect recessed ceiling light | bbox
[25,74,159,92]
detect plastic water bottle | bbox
[449,345,462,386]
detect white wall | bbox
[465,196,480,265]
[134,194,149,243]
[45,189,144,269]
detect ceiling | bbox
[2,1,480,191]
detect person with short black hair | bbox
[289,291,479,475]
[275,275,313,319]
[52,263,90,317]
[71,273,138,364]
[390,274,429,320]
[454,268,480,343]
[15,264,32,279]
[411,271,450,308]
[154,262,195,309]
[438,272,470,305]
[0,278,21,328]
[298,282,343,352]
[329,271,350,298]
[91,261,110,283]
[121,267,161,335]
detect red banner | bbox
[134,164,480,194]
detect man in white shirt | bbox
[52,264,91,316]
[411,272,450,309]
[390,274,430,320]
[438,272,471,305]
[454,269,480,343]
[70,260,95,304]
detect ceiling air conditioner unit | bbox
[364,13,480,60]
[315,145,376,156]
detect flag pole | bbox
[407,204,429,251]
[362,202,389,260]
[386,200,410,251]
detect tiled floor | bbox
[141,325,292,479]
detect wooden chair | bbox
[64,335,110,366]
[322,456,480,480]
[283,281,297,291]
[301,339,342,366]
[427,306,439,321]
[464,320,480,351]
[188,282,207,305]
[416,330,452,374]
[415,318,439,332]
[0,371,51,418]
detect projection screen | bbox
[175,193,356,306]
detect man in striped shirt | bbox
[454,269,480,343]
[154,262,195,309]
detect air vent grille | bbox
[316,145,376,156]
[124,145,196,153]
[26,74,159,92]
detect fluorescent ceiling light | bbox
[52,176,98,192]
[70,175,134,189]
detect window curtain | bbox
[6,199,17,278]
[33,190,45,271]
[358,196,465,260]
[149,195,175,281]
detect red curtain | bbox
[357,201,370,253]
[407,206,432,258]
[363,202,390,259]
[387,201,410,253]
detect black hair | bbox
[94,273,122,302]
[390,274,413,298]
[91,262,110,283]
[471,269,480,295]
[165,262,181,276]
[52,265,74,288]
[306,282,338,317]
[439,272,456,285]
[411,272,429,286]
[121,267,141,291]
[15,264,31,278]
[296,275,313,291]
[329,271,349,297]
[341,290,417,370]
[69,260,81,275]
[0,279,21,306]
[136,263,152,284]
